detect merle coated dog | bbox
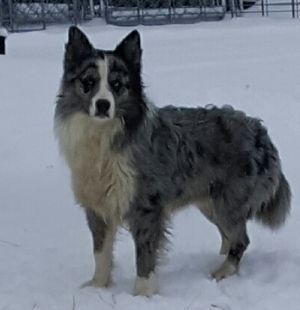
[54,27,291,296]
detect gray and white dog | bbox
[55,27,291,296]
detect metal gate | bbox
[103,0,226,26]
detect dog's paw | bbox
[133,272,158,297]
[211,260,237,281]
[80,276,112,289]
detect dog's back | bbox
[133,104,290,224]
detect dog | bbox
[54,26,291,296]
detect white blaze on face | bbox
[89,57,115,119]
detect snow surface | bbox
[0,17,300,310]
[0,28,8,37]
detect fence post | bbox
[261,0,265,16]
[230,0,241,17]
[89,0,95,18]
[41,0,46,30]
[8,0,14,31]
[236,0,243,16]
[291,0,295,17]
[73,0,78,25]
[229,0,235,17]
[0,0,2,26]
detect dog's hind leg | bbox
[196,200,230,255]
[218,227,230,255]
[130,200,166,297]
[81,209,117,288]
[211,222,249,281]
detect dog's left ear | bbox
[115,30,142,70]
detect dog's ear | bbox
[115,30,142,70]
[64,26,94,71]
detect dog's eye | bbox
[111,79,122,92]
[81,77,95,94]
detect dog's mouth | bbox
[95,111,109,118]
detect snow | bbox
[0,28,8,37]
[1,17,300,310]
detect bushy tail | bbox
[255,173,291,229]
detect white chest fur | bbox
[55,113,136,222]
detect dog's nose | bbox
[95,99,110,117]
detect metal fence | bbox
[0,0,94,31]
[1,0,300,32]
[237,0,300,18]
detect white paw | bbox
[133,272,158,297]
[211,260,237,281]
[80,276,111,289]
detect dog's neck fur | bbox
[55,112,136,222]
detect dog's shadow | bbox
[158,251,222,295]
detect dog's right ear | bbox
[64,26,94,71]
[115,30,142,71]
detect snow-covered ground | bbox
[0,17,300,310]
[0,28,8,37]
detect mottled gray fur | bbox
[128,104,291,279]
[55,27,291,296]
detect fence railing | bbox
[1,0,300,32]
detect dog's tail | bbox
[255,173,291,229]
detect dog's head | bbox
[57,27,146,132]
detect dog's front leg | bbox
[130,202,165,297]
[81,209,117,288]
